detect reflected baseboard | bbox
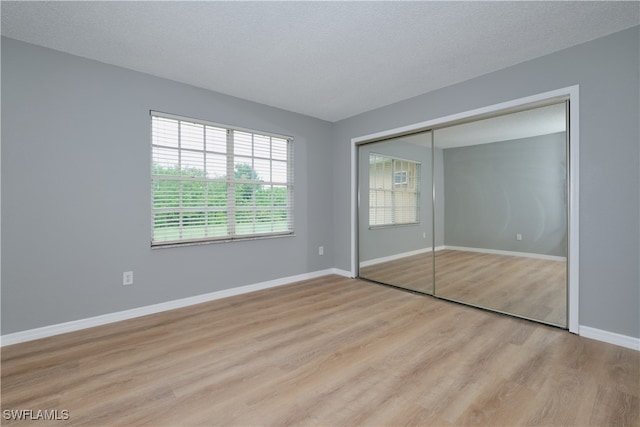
[443,246,566,262]
[360,246,445,268]
[360,245,565,268]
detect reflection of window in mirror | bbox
[369,153,420,227]
[393,170,408,185]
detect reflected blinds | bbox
[369,153,420,226]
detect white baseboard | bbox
[443,246,567,262]
[331,268,354,278]
[0,268,340,347]
[360,246,445,267]
[579,326,640,351]
[4,267,637,352]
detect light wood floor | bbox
[360,249,567,326]
[2,275,638,426]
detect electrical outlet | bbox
[318,246,324,256]
[123,271,134,286]
[516,233,523,241]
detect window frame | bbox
[150,111,294,247]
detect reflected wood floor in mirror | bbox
[359,250,435,295]
[360,249,566,326]
[436,250,566,327]
[2,275,637,426]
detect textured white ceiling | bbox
[2,1,638,122]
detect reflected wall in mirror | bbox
[358,132,437,294]
[434,102,568,327]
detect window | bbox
[151,112,293,246]
[393,170,408,185]
[369,153,420,226]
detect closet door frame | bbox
[351,85,579,333]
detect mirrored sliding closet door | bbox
[358,131,435,295]
[433,102,568,327]
[357,101,569,328]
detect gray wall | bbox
[358,138,432,262]
[333,26,640,338]
[3,26,639,340]
[1,37,334,334]
[442,132,567,257]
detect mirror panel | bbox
[433,102,568,327]
[358,132,435,294]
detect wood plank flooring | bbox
[360,249,567,326]
[2,275,638,426]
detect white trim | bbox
[3,267,637,352]
[579,326,640,351]
[443,246,566,262]
[351,138,358,277]
[567,89,579,334]
[0,269,338,347]
[331,268,353,278]
[351,85,580,333]
[360,246,445,267]
[353,88,572,145]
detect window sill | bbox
[151,232,296,249]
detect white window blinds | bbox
[151,112,294,246]
[369,153,420,226]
